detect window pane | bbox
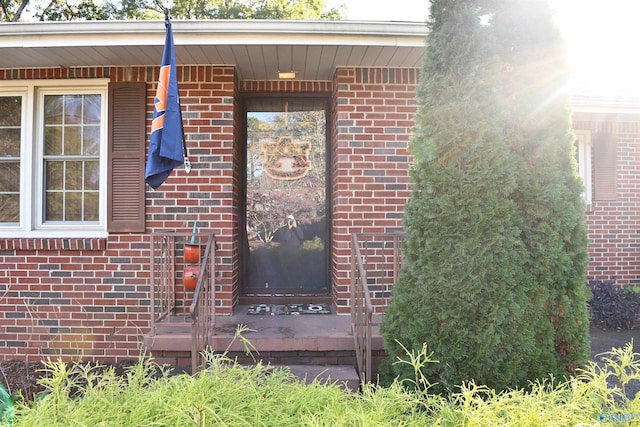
[45,192,63,221]
[0,96,21,158]
[65,161,83,189]
[64,95,83,125]
[84,192,99,221]
[83,126,100,155]
[0,128,22,157]
[0,162,19,191]
[84,161,99,190]
[44,96,63,125]
[44,126,62,155]
[0,194,19,222]
[0,162,20,223]
[45,161,64,190]
[84,95,101,124]
[0,96,21,126]
[64,126,81,155]
[66,192,82,221]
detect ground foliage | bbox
[2,343,640,426]
[381,0,590,394]
[588,280,640,331]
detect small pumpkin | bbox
[182,266,200,291]
[184,244,203,264]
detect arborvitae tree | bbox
[381,0,590,393]
[492,0,591,378]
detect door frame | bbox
[238,92,332,304]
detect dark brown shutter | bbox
[107,82,146,232]
[593,132,617,201]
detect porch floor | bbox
[217,306,384,353]
[145,306,384,354]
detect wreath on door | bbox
[262,136,311,180]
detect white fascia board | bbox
[570,95,640,114]
[0,19,427,49]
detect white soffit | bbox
[0,19,428,80]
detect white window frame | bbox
[574,130,592,206]
[0,79,109,238]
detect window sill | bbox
[0,237,107,252]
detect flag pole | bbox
[180,98,192,173]
[145,7,191,187]
[163,7,191,174]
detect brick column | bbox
[331,68,419,314]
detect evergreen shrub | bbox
[381,0,590,394]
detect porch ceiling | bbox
[0,19,427,81]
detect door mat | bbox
[247,303,331,315]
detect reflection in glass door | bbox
[244,98,328,294]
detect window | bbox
[0,81,108,237]
[0,95,21,224]
[42,94,101,223]
[574,130,592,205]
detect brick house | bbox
[570,96,640,285]
[0,19,638,364]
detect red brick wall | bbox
[574,112,640,286]
[331,68,419,313]
[0,65,237,361]
[4,63,636,362]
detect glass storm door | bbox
[244,98,328,295]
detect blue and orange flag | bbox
[145,18,188,189]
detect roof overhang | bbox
[0,19,428,81]
[2,19,637,110]
[569,94,640,115]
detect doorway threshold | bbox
[239,295,332,306]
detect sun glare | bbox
[331,0,640,97]
[551,0,640,96]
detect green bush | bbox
[381,0,590,393]
[5,343,640,426]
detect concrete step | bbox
[143,321,191,352]
[143,332,191,352]
[143,331,358,353]
[214,334,356,353]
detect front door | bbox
[244,97,328,295]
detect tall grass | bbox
[6,341,640,426]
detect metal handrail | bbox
[149,231,216,374]
[351,233,374,383]
[150,233,176,331]
[351,231,406,384]
[189,233,216,374]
